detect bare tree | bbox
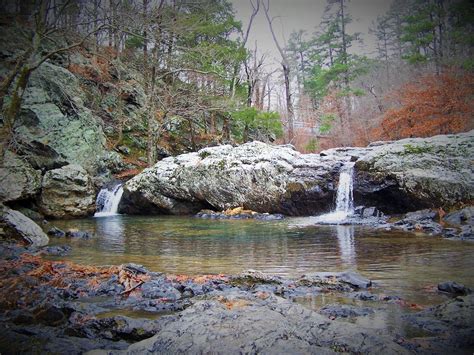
[262,0,294,143]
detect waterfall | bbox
[315,162,355,224]
[94,183,124,217]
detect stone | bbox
[14,61,107,172]
[0,205,49,247]
[444,206,474,226]
[355,131,474,213]
[121,131,473,216]
[120,141,343,216]
[437,281,471,295]
[66,230,93,239]
[320,304,375,318]
[0,151,42,203]
[39,164,95,218]
[95,298,408,354]
[47,227,66,237]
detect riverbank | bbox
[0,242,473,354]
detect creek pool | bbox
[47,215,474,307]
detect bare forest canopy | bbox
[0,0,473,162]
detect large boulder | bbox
[355,131,474,213]
[0,205,48,247]
[120,142,344,216]
[13,61,107,173]
[120,131,473,216]
[0,151,42,203]
[39,164,96,218]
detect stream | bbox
[47,215,474,308]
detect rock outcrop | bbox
[39,164,96,219]
[121,131,473,216]
[0,151,42,203]
[0,206,48,247]
[14,61,107,172]
[355,131,474,213]
[120,141,344,215]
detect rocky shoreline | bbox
[0,242,473,354]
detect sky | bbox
[231,0,394,65]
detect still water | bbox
[48,215,474,306]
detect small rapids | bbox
[94,183,124,217]
[314,162,355,224]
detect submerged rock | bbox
[0,206,49,247]
[437,281,471,295]
[39,164,96,218]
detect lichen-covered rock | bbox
[39,164,95,218]
[121,141,343,216]
[0,205,48,247]
[355,131,474,213]
[13,61,107,173]
[0,151,42,203]
[120,131,473,216]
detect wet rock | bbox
[0,206,49,247]
[392,209,443,236]
[66,230,93,239]
[48,227,66,237]
[437,281,471,295]
[404,294,474,338]
[95,298,408,354]
[195,209,284,220]
[140,280,182,300]
[299,271,372,290]
[37,245,72,256]
[320,304,375,318]
[444,206,474,226]
[231,270,283,287]
[349,291,379,301]
[66,315,163,342]
[354,206,384,218]
[39,164,96,219]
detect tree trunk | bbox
[0,65,31,162]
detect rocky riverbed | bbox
[0,242,473,354]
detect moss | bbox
[401,144,433,155]
[199,151,211,159]
[217,159,226,170]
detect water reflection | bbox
[94,215,125,252]
[336,225,355,268]
[48,215,474,306]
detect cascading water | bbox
[314,162,355,224]
[94,183,124,217]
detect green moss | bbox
[199,151,211,159]
[402,144,433,155]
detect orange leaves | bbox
[372,70,474,141]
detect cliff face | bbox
[0,25,149,218]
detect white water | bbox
[314,162,355,224]
[94,184,124,217]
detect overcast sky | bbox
[231,0,394,66]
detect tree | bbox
[263,0,295,143]
[0,0,107,162]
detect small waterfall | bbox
[315,162,355,224]
[94,183,124,217]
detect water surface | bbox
[48,215,474,306]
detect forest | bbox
[1,1,474,353]
[1,0,472,168]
